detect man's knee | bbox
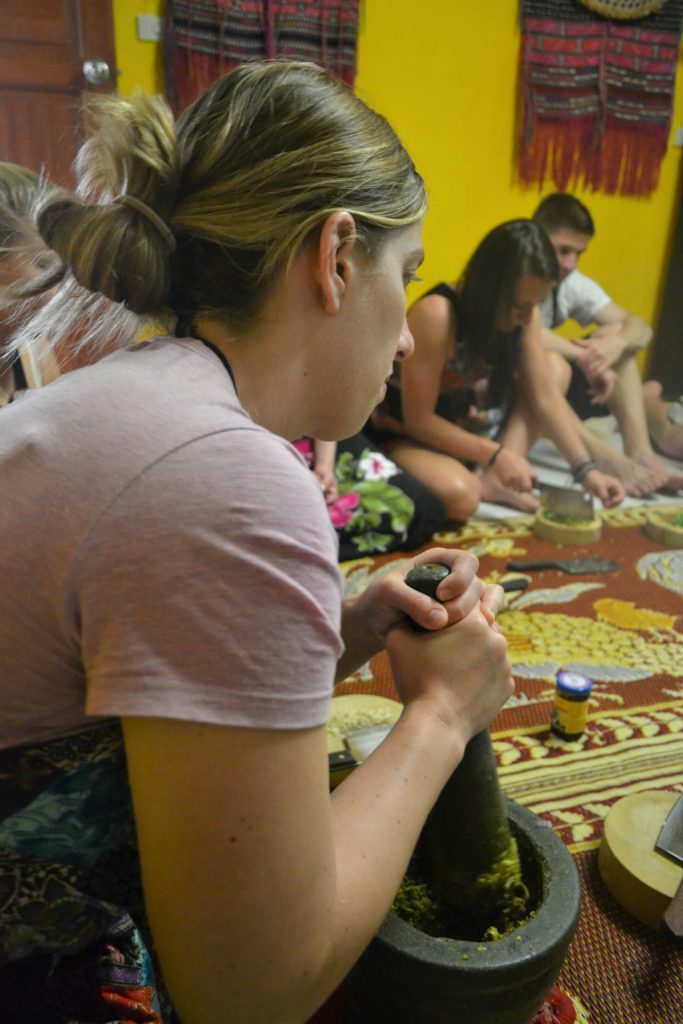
[546,351,572,394]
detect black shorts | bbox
[566,362,611,421]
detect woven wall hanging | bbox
[518,0,683,195]
[578,0,666,16]
[164,0,359,114]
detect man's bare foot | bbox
[588,446,673,496]
[581,428,662,496]
[630,449,683,493]
[643,380,683,462]
[479,470,539,512]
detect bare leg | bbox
[388,442,481,521]
[643,380,683,462]
[549,349,683,494]
[605,356,683,491]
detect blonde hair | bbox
[0,163,66,351]
[0,163,46,249]
[0,162,63,285]
[12,60,426,360]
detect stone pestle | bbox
[405,563,527,938]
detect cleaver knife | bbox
[507,555,620,575]
[656,791,683,866]
[536,480,595,521]
[655,792,683,938]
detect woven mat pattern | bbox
[328,504,683,1024]
[558,851,681,1023]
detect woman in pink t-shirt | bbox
[0,62,512,1024]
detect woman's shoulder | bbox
[5,338,307,530]
[410,281,460,316]
[408,283,459,352]
[422,281,458,304]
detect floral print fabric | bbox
[0,723,170,1023]
[295,432,445,561]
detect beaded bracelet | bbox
[571,459,597,483]
[486,444,504,468]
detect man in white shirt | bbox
[533,193,682,494]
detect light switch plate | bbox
[136,14,163,43]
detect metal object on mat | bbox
[536,481,595,522]
[328,749,357,789]
[655,792,683,866]
[501,577,530,593]
[507,557,620,575]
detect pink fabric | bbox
[529,985,576,1023]
[327,491,359,529]
[0,339,342,748]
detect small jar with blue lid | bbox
[550,670,593,740]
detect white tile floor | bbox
[476,415,683,520]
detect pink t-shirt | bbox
[0,338,343,749]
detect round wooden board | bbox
[533,509,602,545]
[644,508,683,548]
[598,790,683,929]
[326,694,402,754]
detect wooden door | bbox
[0,1,116,187]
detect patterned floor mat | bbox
[316,503,683,1024]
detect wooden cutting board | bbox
[598,790,683,931]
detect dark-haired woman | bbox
[369,219,625,516]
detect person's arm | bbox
[565,303,651,392]
[123,585,511,1024]
[539,325,615,405]
[86,431,510,1024]
[335,546,482,682]
[402,296,534,491]
[539,325,580,360]
[539,278,652,373]
[518,309,624,507]
[538,324,612,398]
[312,438,338,502]
[589,301,653,363]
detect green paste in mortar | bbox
[393,832,533,943]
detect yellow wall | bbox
[113,0,165,96]
[112,0,682,336]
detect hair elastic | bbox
[486,443,504,468]
[113,194,176,252]
[571,459,597,483]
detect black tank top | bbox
[383,282,481,424]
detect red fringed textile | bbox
[164,0,359,113]
[518,0,683,195]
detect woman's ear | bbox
[315,211,357,314]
